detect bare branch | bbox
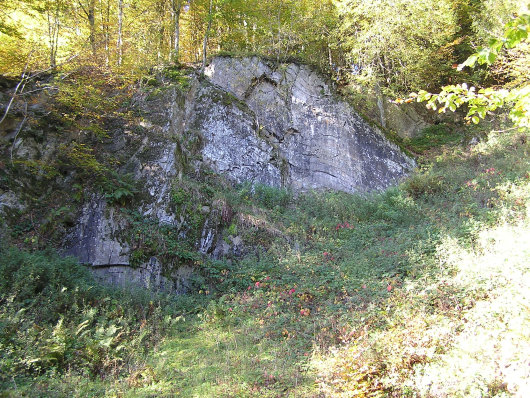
[0,50,33,126]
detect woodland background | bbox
[1,0,528,96]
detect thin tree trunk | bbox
[88,0,96,56]
[101,0,110,66]
[168,11,174,63]
[156,0,165,63]
[47,8,60,69]
[158,25,164,62]
[117,0,123,66]
[47,11,55,68]
[252,23,256,52]
[201,0,213,72]
[173,3,181,63]
[53,18,59,67]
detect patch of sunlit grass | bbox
[409,221,530,397]
[311,218,530,397]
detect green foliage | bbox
[57,143,137,205]
[2,2,530,396]
[235,182,291,210]
[54,73,121,121]
[2,127,530,396]
[415,83,529,128]
[226,222,237,236]
[334,0,458,93]
[0,247,182,385]
[461,13,530,69]
[403,173,445,199]
[12,159,60,180]
[100,171,137,205]
[127,210,201,270]
[412,12,530,128]
[171,186,191,207]
[162,66,191,90]
[0,248,93,309]
[59,142,106,177]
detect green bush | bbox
[236,182,292,210]
[162,66,191,90]
[0,248,94,314]
[253,184,292,210]
[404,173,445,198]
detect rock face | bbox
[3,56,415,294]
[64,198,130,266]
[202,56,414,193]
[62,87,195,293]
[194,83,283,187]
[382,101,430,139]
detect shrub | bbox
[404,173,445,198]
[0,248,94,313]
[236,182,292,210]
[253,184,292,210]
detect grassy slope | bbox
[1,125,529,397]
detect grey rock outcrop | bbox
[202,56,414,193]
[194,84,283,187]
[64,197,130,266]
[91,259,193,295]
[64,195,194,294]
[382,101,430,139]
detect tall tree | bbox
[99,0,112,66]
[333,0,458,94]
[76,0,98,56]
[117,0,123,65]
[41,0,65,69]
[170,0,183,63]
[201,0,213,70]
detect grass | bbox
[1,125,529,397]
[404,123,464,154]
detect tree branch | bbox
[0,50,33,126]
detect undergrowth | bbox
[0,249,185,394]
[1,126,529,397]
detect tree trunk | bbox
[169,0,181,63]
[117,0,123,66]
[47,6,60,69]
[201,0,213,72]
[158,25,164,62]
[47,11,55,69]
[174,5,180,63]
[100,0,110,66]
[156,0,165,63]
[88,0,96,56]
